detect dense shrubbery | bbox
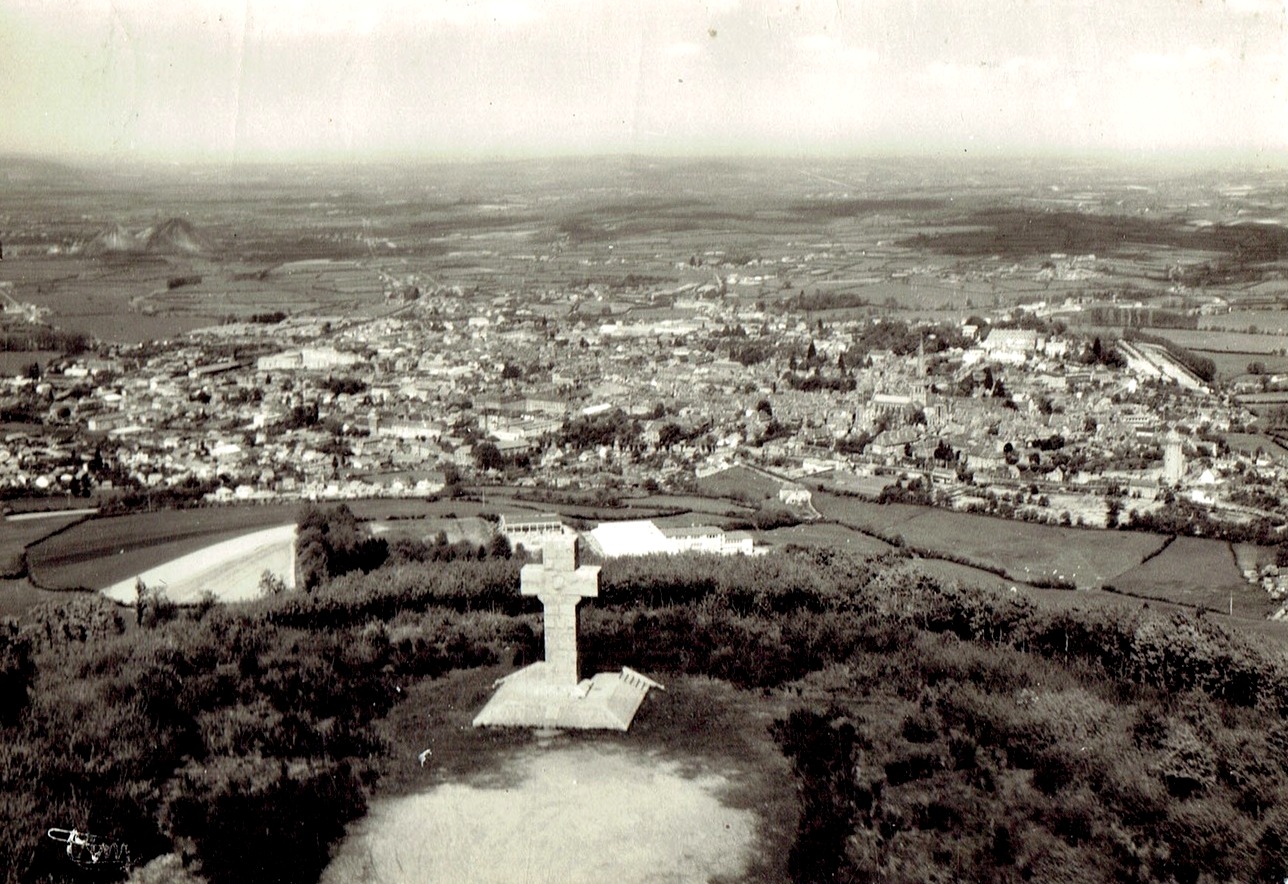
[295,504,390,591]
[0,620,33,727]
[0,327,89,353]
[0,553,518,883]
[9,530,1288,882]
[557,408,641,452]
[1122,498,1277,544]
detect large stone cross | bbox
[472,532,660,731]
[520,537,600,686]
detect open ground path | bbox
[321,743,758,884]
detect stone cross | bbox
[520,536,599,686]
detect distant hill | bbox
[83,218,211,257]
[85,221,140,255]
[141,218,211,255]
[0,154,86,185]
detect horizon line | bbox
[7,146,1288,172]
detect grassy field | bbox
[370,516,496,548]
[474,490,701,524]
[634,493,756,517]
[899,508,1165,588]
[1109,536,1270,617]
[26,505,301,590]
[758,522,892,554]
[0,351,60,377]
[0,577,66,620]
[1225,432,1288,457]
[813,491,1166,588]
[1142,326,1288,355]
[1199,310,1288,334]
[1200,350,1288,380]
[0,511,92,575]
[811,493,928,532]
[347,498,490,520]
[1233,541,1277,573]
[696,465,785,504]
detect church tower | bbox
[1163,429,1184,485]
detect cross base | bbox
[472,664,663,731]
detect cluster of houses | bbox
[2,279,1283,553]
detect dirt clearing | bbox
[321,743,757,884]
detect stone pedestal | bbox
[472,536,661,731]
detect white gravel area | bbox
[321,744,757,884]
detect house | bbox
[499,513,570,545]
[779,485,812,506]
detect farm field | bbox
[369,516,495,548]
[346,498,489,520]
[1200,310,1288,334]
[813,471,895,498]
[1225,433,1288,457]
[1234,541,1277,574]
[898,508,1165,588]
[0,577,63,620]
[696,465,786,504]
[0,350,60,377]
[1201,350,1288,380]
[100,524,296,605]
[26,505,301,590]
[900,551,1288,642]
[758,522,891,554]
[1110,536,1270,617]
[1142,326,1288,355]
[633,494,756,518]
[0,510,92,575]
[810,493,928,533]
[1,250,392,343]
[812,491,1166,588]
[479,493,678,525]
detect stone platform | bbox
[472,663,663,731]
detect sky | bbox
[1,0,1286,161]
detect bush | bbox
[0,620,33,726]
[162,755,365,884]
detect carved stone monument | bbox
[472,535,662,731]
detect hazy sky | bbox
[2,0,1286,161]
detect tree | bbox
[258,570,288,596]
[475,441,504,472]
[488,532,513,559]
[162,756,365,884]
[295,504,389,592]
[657,422,684,450]
[1106,496,1122,529]
[0,619,33,726]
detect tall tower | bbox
[914,336,929,407]
[1163,429,1184,485]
